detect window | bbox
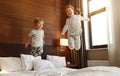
[91,12,107,46]
[83,0,108,49]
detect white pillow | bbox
[33,60,55,70]
[20,54,41,71]
[0,57,22,72]
[47,55,66,67]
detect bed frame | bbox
[0,43,57,59]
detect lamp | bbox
[60,38,68,51]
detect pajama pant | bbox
[68,35,81,50]
[31,46,43,57]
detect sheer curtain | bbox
[107,0,120,67]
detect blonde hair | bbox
[75,8,81,15]
[65,4,81,15]
[65,4,74,10]
[34,17,44,24]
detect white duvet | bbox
[64,66,120,76]
[0,67,76,76]
[0,66,120,76]
[0,71,36,76]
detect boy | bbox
[25,17,45,56]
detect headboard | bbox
[0,43,57,59]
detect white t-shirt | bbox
[29,29,44,47]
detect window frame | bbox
[88,1,107,49]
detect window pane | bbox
[91,12,108,46]
[89,0,106,12]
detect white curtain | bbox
[107,0,120,67]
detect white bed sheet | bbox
[63,66,120,76]
[1,66,120,76]
[0,71,36,76]
[0,67,76,76]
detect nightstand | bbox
[66,64,80,69]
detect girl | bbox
[61,4,90,51]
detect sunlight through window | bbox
[89,0,106,12]
[91,12,108,45]
[89,0,108,47]
[83,0,108,49]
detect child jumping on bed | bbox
[61,4,90,51]
[25,17,45,56]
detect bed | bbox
[0,54,120,76]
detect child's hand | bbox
[61,33,64,35]
[25,44,28,48]
[88,18,90,22]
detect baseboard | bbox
[87,60,109,67]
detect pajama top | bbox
[61,15,89,36]
[29,29,44,47]
[61,15,89,50]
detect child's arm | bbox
[61,25,68,35]
[43,37,45,44]
[25,36,31,48]
[42,30,45,44]
[61,19,69,35]
[79,15,90,21]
